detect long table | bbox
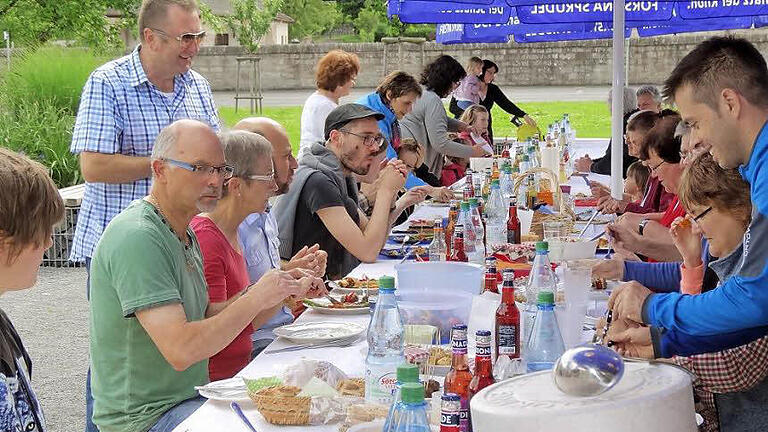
[174,148,612,432]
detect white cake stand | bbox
[470,362,697,432]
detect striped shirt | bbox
[69,46,220,261]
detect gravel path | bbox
[0,267,89,432]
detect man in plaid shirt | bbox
[70,1,219,430]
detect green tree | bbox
[0,0,140,49]
[224,0,284,53]
[281,0,342,40]
[353,0,433,42]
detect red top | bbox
[191,216,253,381]
[659,196,686,228]
[625,176,675,214]
[441,162,466,187]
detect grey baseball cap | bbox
[324,103,385,140]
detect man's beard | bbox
[339,152,371,176]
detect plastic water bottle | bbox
[365,276,405,404]
[525,291,566,373]
[523,241,557,348]
[392,383,431,432]
[484,180,507,252]
[383,364,421,432]
[459,201,482,265]
[468,198,485,258]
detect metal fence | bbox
[43,205,83,267]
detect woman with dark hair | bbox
[400,55,490,178]
[449,59,537,142]
[357,71,448,198]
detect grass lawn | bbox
[219,101,611,155]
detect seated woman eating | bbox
[604,153,768,432]
[605,115,687,262]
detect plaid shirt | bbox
[674,335,768,432]
[69,46,220,261]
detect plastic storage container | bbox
[395,261,483,297]
[397,292,472,345]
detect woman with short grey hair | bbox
[636,85,663,112]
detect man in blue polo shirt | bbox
[609,36,768,356]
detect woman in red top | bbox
[607,115,687,262]
[192,131,325,380]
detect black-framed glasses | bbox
[692,206,713,223]
[650,160,666,173]
[150,28,206,48]
[339,129,386,149]
[162,158,234,179]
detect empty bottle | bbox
[525,291,565,373]
[459,201,481,264]
[468,198,485,258]
[365,276,405,404]
[484,180,507,252]
[428,219,447,262]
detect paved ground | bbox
[213,85,614,108]
[0,267,89,432]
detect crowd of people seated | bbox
[0,1,765,430]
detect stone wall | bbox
[193,29,768,91]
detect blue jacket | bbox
[357,92,426,190]
[642,122,768,340]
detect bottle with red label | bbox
[440,393,461,432]
[463,172,474,200]
[444,324,473,432]
[448,225,468,262]
[483,257,498,294]
[495,270,521,362]
[468,330,496,431]
[507,200,521,245]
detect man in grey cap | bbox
[274,103,407,279]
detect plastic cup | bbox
[543,221,568,241]
[563,262,592,307]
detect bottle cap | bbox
[537,290,555,305]
[460,201,470,210]
[401,382,425,404]
[491,179,500,187]
[535,241,549,252]
[476,330,492,337]
[469,197,478,206]
[397,364,420,383]
[378,276,395,290]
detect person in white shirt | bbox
[298,50,360,161]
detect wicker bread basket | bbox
[513,167,576,239]
[250,385,311,425]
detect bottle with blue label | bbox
[443,324,473,432]
[525,290,566,373]
[365,276,405,404]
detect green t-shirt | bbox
[89,199,209,432]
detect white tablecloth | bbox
[173,140,611,432]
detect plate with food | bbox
[389,232,432,244]
[303,293,370,315]
[408,218,436,230]
[274,321,366,344]
[492,243,537,264]
[329,276,380,294]
[380,246,428,259]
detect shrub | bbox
[0,103,80,188]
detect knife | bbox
[230,401,258,432]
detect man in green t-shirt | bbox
[89,119,323,432]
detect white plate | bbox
[273,321,366,344]
[328,280,380,295]
[303,298,370,315]
[195,377,249,401]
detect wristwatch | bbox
[638,219,650,236]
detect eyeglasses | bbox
[339,129,386,149]
[692,206,713,222]
[241,172,275,183]
[162,158,234,178]
[650,160,666,173]
[150,28,206,48]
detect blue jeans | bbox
[85,258,98,432]
[147,396,207,432]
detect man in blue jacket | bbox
[609,36,768,356]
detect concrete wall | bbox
[193,29,768,91]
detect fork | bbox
[262,336,361,354]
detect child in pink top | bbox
[453,57,483,110]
